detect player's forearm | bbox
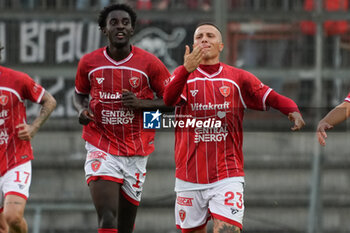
[73,92,89,114]
[31,92,57,131]
[139,98,174,111]
[266,90,300,115]
[163,66,190,106]
[320,102,350,127]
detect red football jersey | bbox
[345,93,350,103]
[75,46,170,156]
[0,66,45,175]
[173,63,272,184]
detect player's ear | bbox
[101,27,107,36]
[219,42,224,52]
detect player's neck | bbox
[200,57,220,65]
[107,44,132,62]
[199,63,220,74]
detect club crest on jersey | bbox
[91,160,101,172]
[219,86,230,97]
[96,77,105,84]
[190,90,199,97]
[129,77,140,88]
[179,209,186,222]
[0,95,8,106]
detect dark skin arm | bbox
[73,92,94,125]
[121,89,174,112]
[16,91,57,140]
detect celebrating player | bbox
[163,23,305,233]
[317,93,350,146]
[0,42,56,233]
[73,4,171,233]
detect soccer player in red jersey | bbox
[163,23,305,233]
[0,42,56,233]
[317,93,350,146]
[73,4,171,233]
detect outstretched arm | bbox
[17,91,57,140]
[317,101,350,146]
[266,90,305,131]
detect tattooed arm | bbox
[17,91,57,141]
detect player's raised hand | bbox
[316,121,333,146]
[288,112,305,131]
[78,108,94,125]
[122,89,141,109]
[183,45,204,73]
[16,123,38,141]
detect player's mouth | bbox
[116,32,126,39]
[202,44,211,49]
[202,46,211,51]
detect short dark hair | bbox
[98,4,137,30]
[196,22,222,34]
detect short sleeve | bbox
[345,92,350,103]
[147,56,171,98]
[241,71,272,111]
[75,56,90,95]
[21,74,45,104]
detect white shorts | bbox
[84,142,148,206]
[175,181,244,232]
[0,161,32,211]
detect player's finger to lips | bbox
[192,45,201,54]
[194,50,202,57]
[185,45,190,55]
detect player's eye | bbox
[110,19,117,25]
[122,19,130,25]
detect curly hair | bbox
[98,4,137,30]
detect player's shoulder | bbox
[80,47,105,62]
[0,66,31,80]
[221,63,253,78]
